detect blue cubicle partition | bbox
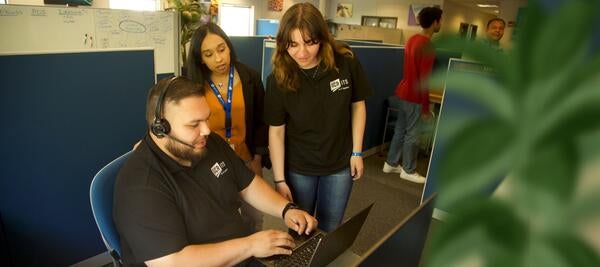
[352,47,405,150]
[0,49,154,266]
[230,36,268,75]
[339,39,392,47]
[260,40,459,151]
[260,40,404,151]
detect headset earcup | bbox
[151,118,170,138]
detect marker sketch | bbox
[119,20,146,33]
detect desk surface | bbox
[328,250,361,267]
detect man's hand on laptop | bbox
[284,209,318,235]
[247,230,295,257]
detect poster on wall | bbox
[268,0,283,12]
[336,3,353,18]
[408,4,427,25]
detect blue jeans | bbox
[386,96,422,173]
[286,168,353,232]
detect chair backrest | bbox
[90,151,132,264]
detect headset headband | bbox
[155,76,179,122]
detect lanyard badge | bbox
[207,65,235,142]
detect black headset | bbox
[150,76,179,138]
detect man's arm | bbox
[417,40,435,114]
[240,175,318,235]
[146,230,294,267]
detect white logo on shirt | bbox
[211,161,228,178]
[330,79,341,92]
[330,78,350,92]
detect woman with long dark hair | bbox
[187,23,268,232]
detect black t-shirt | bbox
[113,133,254,266]
[264,53,373,175]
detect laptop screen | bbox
[359,195,435,267]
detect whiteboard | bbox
[0,4,179,74]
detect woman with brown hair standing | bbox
[264,3,373,232]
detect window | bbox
[219,4,254,36]
[110,0,160,11]
[459,22,478,40]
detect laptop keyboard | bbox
[271,233,324,267]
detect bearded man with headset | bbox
[113,77,317,267]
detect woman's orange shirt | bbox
[205,81,252,162]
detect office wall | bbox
[442,0,496,40]
[326,0,444,30]
[335,24,404,44]
[7,0,319,20]
[222,0,318,21]
[326,0,526,49]
[8,0,110,8]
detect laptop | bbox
[357,194,436,267]
[258,203,374,267]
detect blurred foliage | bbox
[426,0,600,266]
[166,0,206,67]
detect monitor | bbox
[358,194,436,267]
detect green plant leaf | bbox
[431,71,515,122]
[512,0,546,90]
[427,227,488,267]
[570,189,600,224]
[525,238,571,267]
[533,73,600,146]
[530,0,597,81]
[501,143,579,237]
[524,48,585,119]
[427,199,527,267]
[437,118,515,208]
[171,0,183,10]
[547,233,600,267]
[434,36,513,92]
[522,141,578,203]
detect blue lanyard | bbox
[207,65,234,140]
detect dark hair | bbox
[186,23,238,85]
[418,7,443,28]
[272,2,352,92]
[487,18,506,28]
[146,77,205,127]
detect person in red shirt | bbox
[383,6,442,183]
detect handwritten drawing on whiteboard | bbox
[93,9,175,73]
[94,10,172,49]
[0,5,177,74]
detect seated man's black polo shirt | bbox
[113,133,255,266]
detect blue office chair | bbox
[90,151,132,267]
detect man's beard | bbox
[165,138,206,162]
